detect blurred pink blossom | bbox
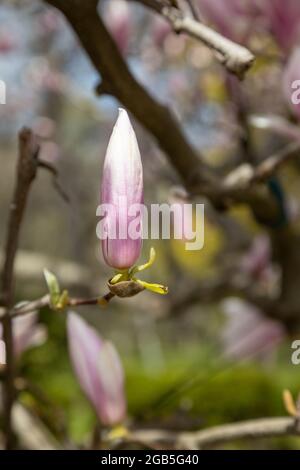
[222,298,285,361]
[0,311,47,364]
[104,0,131,55]
[197,0,259,44]
[241,235,271,281]
[0,31,17,53]
[259,0,300,52]
[25,58,66,94]
[36,10,63,36]
[151,16,172,48]
[67,312,126,427]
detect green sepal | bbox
[56,289,69,310]
[130,247,156,275]
[134,278,168,295]
[44,269,69,310]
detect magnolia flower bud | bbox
[100,109,143,270]
[67,312,126,427]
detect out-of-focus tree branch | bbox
[168,275,276,319]
[0,128,39,449]
[127,416,300,449]
[41,0,300,330]
[131,0,255,78]
[44,1,220,194]
[43,0,280,223]
[0,292,115,321]
[38,160,70,203]
[224,142,300,188]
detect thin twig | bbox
[38,159,70,203]
[224,142,300,190]
[0,128,39,449]
[185,0,201,21]
[251,142,300,183]
[0,292,115,321]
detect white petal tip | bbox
[117,108,130,125]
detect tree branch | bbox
[0,292,115,322]
[0,128,39,449]
[38,159,70,203]
[128,416,300,449]
[168,275,275,318]
[131,0,255,78]
[46,0,226,193]
[224,142,300,189]
[252,142,300,183]
[44,0,280,223]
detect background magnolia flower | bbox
[222,298,285,361]
[151,16,172,49]
[101,108,143,270]
[282,47,300,120]
[241,235,272,281]
[67,312,126,427]
[0,310,47,364]
[260,0,300,52]
[197,0,259,44]
[104,0,131,56]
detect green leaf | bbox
[44,269,61,308]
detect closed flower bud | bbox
[100,109,143,270]
[67,312,126,427]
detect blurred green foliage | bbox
[18,306,300,449]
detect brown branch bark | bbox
[0,128,39,449]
